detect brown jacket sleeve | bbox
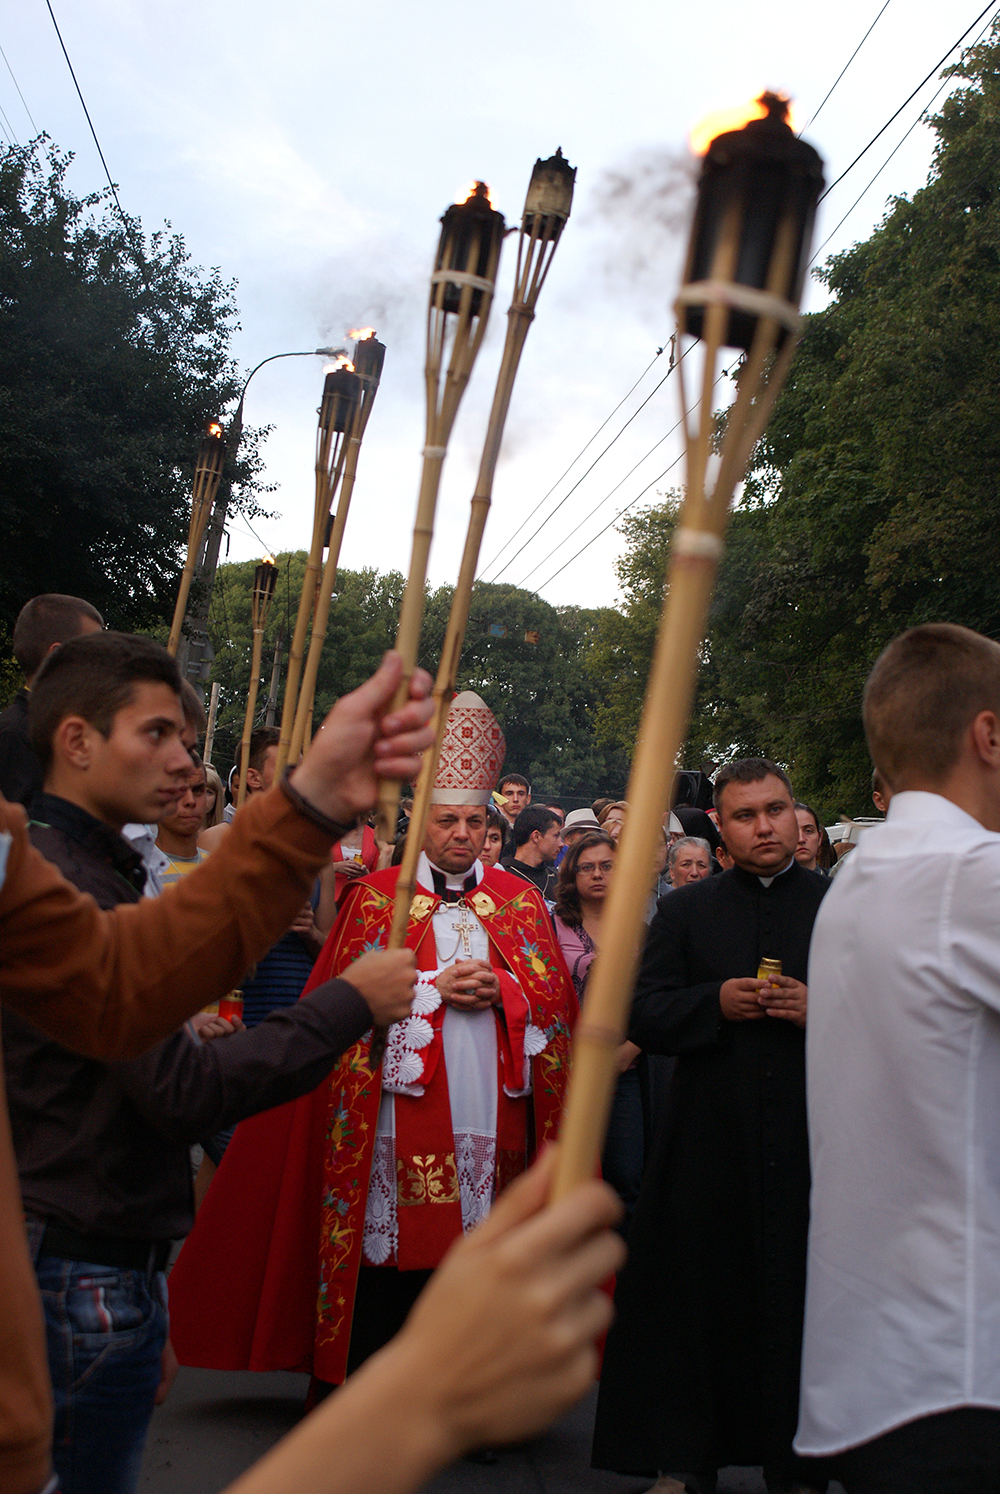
[0,782,336,1493]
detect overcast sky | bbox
[4,1,990,609]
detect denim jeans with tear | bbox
[26,1219,168,1494]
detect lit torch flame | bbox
[688,91,796,156]
[262,553,276,566]
[207,421,223,438]
[348,327,376,341]
[456,180,494,208]
[323,351,355,373]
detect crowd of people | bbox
[0,596,998,1494]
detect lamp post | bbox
[177,347,343,691]
[167,421,226,657]
[236,556,280,808]
[552,93,824,1200]
[374,181,505,851]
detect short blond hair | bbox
[863,623,1000,787]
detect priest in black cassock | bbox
[592,759,829,1494]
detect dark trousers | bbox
[346,1266,432,1374]
[835,1407,1000,1493]
[308,1266,432,1408]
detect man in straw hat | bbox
[167,691,577,1399]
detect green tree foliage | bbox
[0,138,267,636]
[207,556,627,801]
[592,30,1000,819]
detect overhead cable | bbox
[477,345,667,579]
[802,0,894,132]
[0,41,39,133]
[818,1,999,205]
[811,7,998,264]
[484,343,688,586]
[44,0,138,253]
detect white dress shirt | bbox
[797,791,1000,1454]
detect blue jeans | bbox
[27,1221,168,1494]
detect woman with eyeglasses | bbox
[553,830,643,1228]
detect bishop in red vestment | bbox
[169,694,577,1388]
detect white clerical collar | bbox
[757,857,795,889]
[417,851,485,893]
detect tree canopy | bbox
[206,556,628,802]
[0,138,266,637]
[591,29,1000,820]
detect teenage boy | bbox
[506,805,562,901]
[0,593,103,806]
[8,631,416,1494]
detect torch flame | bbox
[688,91,796,156]
[207,421,223,438]
[456,179,494,208]
[323,352,355,374]
[262,553,276,566]
[348,327,376,341]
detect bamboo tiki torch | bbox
[389,152,576,945]
[167,422,226,656]
[236,556,279,808]
[373,182,506,848]
[274,363,362,776]
[288,332,386,761]
[552,93,824,1199]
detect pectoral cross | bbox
[449,900,476,957]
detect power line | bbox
[0,40,39,133]
[0,99,17,146]
[818,1,999,206]
[485,344,688,586]
[477,344,667,578]
[44,0,136,248]
[533,451,686,596]
[514,420,679,588]
[811,66,954,262]
[525,367,731,593]
[811,5,998,264]
[802,0,894,132]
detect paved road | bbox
[140,1368,841,1493]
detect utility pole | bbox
[265,625,285,727]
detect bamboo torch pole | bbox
[551,94,825,1199]
[203,681,221,764]
[274,364,361,776]
[167,422,226,656]
[235,557,279,808]
[288,333,386,762]
[392,152,576,941]
[372,182,506,850]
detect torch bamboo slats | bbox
[236,559,279,808]
[373,185,505,851]
[387,154,576,956]
[274,369,360,777]
[288,337,386,763]
[167,426,226,658]
[552,102,823,1199]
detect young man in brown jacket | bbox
[0,648,435,1494]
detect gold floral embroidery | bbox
[468,889,497,919]
[408,894,436,921]
[396,1153,460,1206]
